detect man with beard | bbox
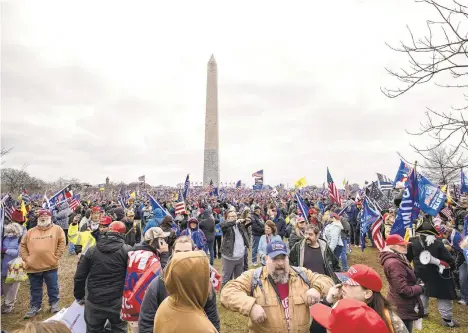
[221,240,334,332]
[122,209,141,246]
[20,209,66,318]
[289,224,341,282]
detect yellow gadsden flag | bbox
[295,177,307,189]
[21,200,28,222]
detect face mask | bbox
[91,223,99,231]
[6,232,15,238]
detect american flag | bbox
[371,216,385,251]
[440,207,453,219]
[68,194,81,211]
[377,173,393,192]
[22,190,31,204]
[2,195,15,221]
[252,170,264,178]
[327,168,341,206]
[174,200,186,215]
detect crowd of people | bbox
[1,184,468,333]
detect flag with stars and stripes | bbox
[68,194,81,211]
[371,216,385,251]
[2,195,15,221]
[327,168,341,206]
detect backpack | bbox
[250,266,310,296]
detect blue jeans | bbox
[459,262,468,303]
[252,236,261,264]
[333,245,343,260]
[28,269,59,308]
[207,240,215,265]
[340,238,349,271]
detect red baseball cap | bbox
[386,234,410,246]
[99,216,113,226]
[91,206,103,213]
[310,299,390,333]
[335,264,382,292]
[37,209,52,217]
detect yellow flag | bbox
[295,177,307,189]
[343,179,348,187]
[441,185,452,205]
[130,191,136,199]
[21,200,28,222]
[441,185,447,192]
[404,227,412,242]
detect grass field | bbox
[2,248,468,333]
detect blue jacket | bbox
[143,208,165,233]
[1,236,20,276]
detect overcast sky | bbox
[1,0,461,187]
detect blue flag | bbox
[236,180,241,188]
[449,229,463,252]
[295,193,309,220]
[147,194,169,216]
[393,160,410,186]
[417,173,446,216]
[49,185,73,208]
[391,168,419,237]
[360,198,380,252]
[183,174,190,201]
[464,248,468,265]
[461,170,468,193]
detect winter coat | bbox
[132,242,169,269]
[289,238,341,283]
[250,213,265,237]
[221,266,334,333]
[54,202,72,230]
[379,249,424,321]
[323,221,344,252]
[199,211,216,242]
[153,252,218,333]
[74,232,131,304]
[344,203,358,224]
[67,223,97,254]
[138,272,220,333]
[180,225,207,252]
[220,220,250,258]
[407,235,457,300]
[273,216,287,238]
[1,235,20,276]
[258,234,282,265]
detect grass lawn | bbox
[2,248,468,333]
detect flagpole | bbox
[413,160,418,237]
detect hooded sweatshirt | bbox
[153,251,218,333]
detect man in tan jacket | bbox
[221,240,334,333]
[20,209,65,319]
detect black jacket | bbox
[407,235,457,300]
[138,275,220,333]
[74,232,131,304]
[274,217,287,238]
[199,212,216,242]
[250,213,265,237]
[220,221,250,258]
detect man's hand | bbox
[250,304,267,323]
[305,288,321,306]
[326,284,342,304]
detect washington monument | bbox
[203,54,220,185]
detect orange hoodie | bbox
[20,224,66,273]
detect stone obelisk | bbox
[203,54,220,186]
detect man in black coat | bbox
[250,205,265,266]
[74,221,131,333]
[199,208,216,265]
[138,236,220,333]
[407,217,459,328]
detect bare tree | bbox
[1,166,47,195]
[420,146,466,184]
[1,147,13,164]
[383,0,468,159]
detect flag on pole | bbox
[295,177,307,189]
[393,160,410,186]
[69,194,81,211]
[462,170,468,193]
[236,180,241,188]
[391,167,419,237]
[147,194,169,216]
[183,174,190,201]
[174,193,186,215]
[295,192,309,220]
[371,217,385,251]
[252,170,264,178]
[360,198,380,252]
[327,168,341,206]
[138,175,146,182]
